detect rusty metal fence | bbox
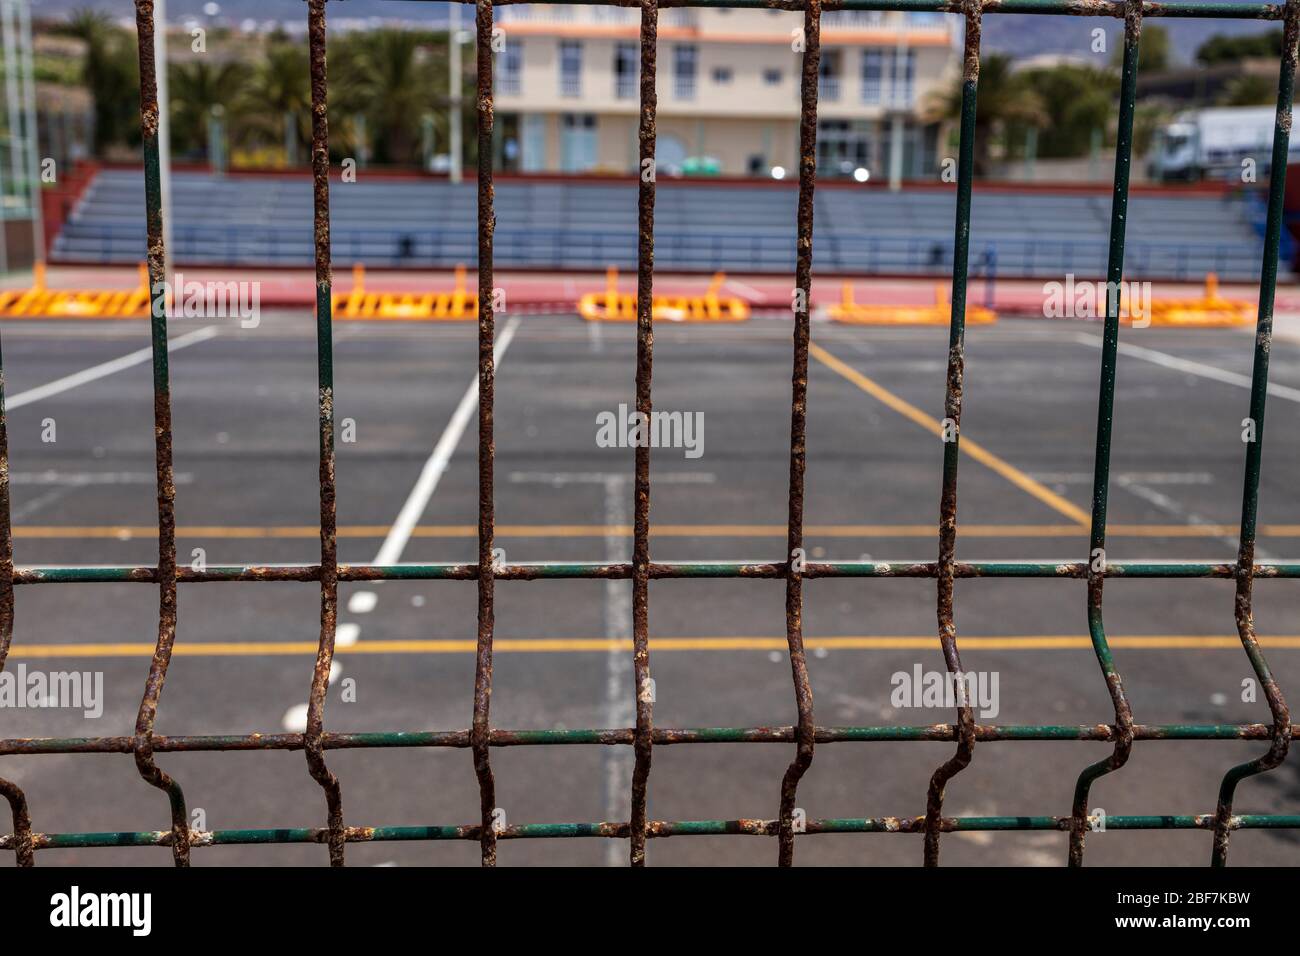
[1,0,1299,868]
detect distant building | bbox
[1009,52,1096,72]
[492,5,959,179]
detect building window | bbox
[817,118,873,175]
[861,49,883,103]
[818,50,840,101]
[560,113,597,173]
[763,68,782,86]
[615,41,638,99]
[674,45,697,99]
[712,66,733,85]
[498,40,522,96]
[825,10,886,26]
[559,40,582,98]
[891,48,916,107]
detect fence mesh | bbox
[0,0,1298,867]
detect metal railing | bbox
[2,0,1299,869]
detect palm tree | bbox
[59,9,139,152]
[335,29,443,165]
[234,41,311,162]
[925,54,1049,176]
[168,59,246,159]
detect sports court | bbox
[1,308,1297,866]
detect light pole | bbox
[18,0,42,263]
[156,0,173,282]
[449,1,462,183]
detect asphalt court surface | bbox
[2,311,1300,866]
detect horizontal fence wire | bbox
[1,0,1299,866]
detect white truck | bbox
[1148,106,1300,182]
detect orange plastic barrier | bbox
[0,262,151,319]
[1137,274,1252,328]
[332,263,477,320]
[578,267,749,322]
[827,282,996,326]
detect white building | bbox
[492,5,960,179]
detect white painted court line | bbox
[1074,332,1300,404]
[1118,477,1262,557]
[281,702,309,733]
[600,475,633,868]
[347,591,378,614]
[373,316,522,566]
[6,326,219,411]
[10,470,197,484]
[510,470,713,867]
[282,317,523,732]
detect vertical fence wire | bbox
[776,0,820,868]
[472,0,500,868]
[1067,0,1141,868]
[305,0,346,867]
[921,0,979,868]
[1211,0,1299,868]
[131,0,190,868]
[0,321,30,867]
[629,0,658,868]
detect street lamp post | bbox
[449,1,462,183]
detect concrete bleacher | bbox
[51,168,1282,281]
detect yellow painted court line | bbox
[9,635,1300,659]
[808,342,1093,527]
[16,523,1300,539]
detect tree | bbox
[234,40,311,161]
[925,54,1048,175]
[1012,64,1114,159]
[1112,23,1171,73]
[58,9,139,153]
[1219,73,1277,106]
[333,29,442,165]
[168,59,245,159]
[1197,29,1283,66]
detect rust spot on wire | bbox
[777,0,820,869]
[1063,0,1124,16]
[1278,1,1299,136]
[305,0,345,867]
[962,2,981,82]
[472,0,500,868]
